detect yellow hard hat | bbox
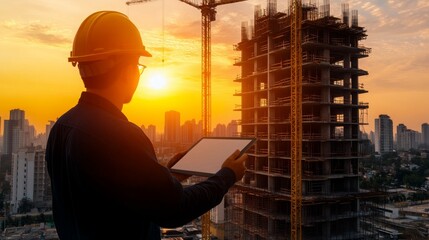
[69,11,151,66]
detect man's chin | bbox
[123,96,133,104]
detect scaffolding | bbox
[226,1,380,239]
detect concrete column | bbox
[323,157,331,175]
[344,159,351,174]
[323,205,331,238]
[344,53,351,68]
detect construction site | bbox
[225,0,377,239]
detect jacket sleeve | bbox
[68,126,236,227]
[153,167,236,227]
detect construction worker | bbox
[45,11,247,240]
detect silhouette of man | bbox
[46,11,247,240]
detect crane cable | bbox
[126,0,166,67]
[162,0,165,67]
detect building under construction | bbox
[226,1,373,239]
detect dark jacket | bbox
[45,92,236,240]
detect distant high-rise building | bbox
[359,131,369,140]
[226,120,238,137]
[141,124,156,144]
[369,131,375,145]
[397,124,407,151]
[196,120,203,140]
[32,120,56,149]
[397,124,420,151]
[46,120,55,138]
[146,125,156,144]
[3,109,26,155]
[416,131,422,147]
[24,119,36,147]
[375,114,393,154]
[422,123,429,149]
[164,111,180,144]
[3,120,18,155]
[212,124,227,137]
[181,119,200,145]
[2,109,36,155]
[10,109,25,128]
[11,146,51,213]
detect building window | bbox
[333,96,344,104]
[336,114,344,122]
[334,126,344,138]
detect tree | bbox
[0,181,10,215]
[408,192,429,203]
[17,197,34,214]
[0,181,11,196]
[403,173,426,188]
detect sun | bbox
[146,72,167,90]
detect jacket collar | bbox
[78,92,128,121]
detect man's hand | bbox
[222,150,248,182]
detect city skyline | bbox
[0,0,428,134]
[1,107,429,137]
[0,108,241,136]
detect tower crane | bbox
[290,0,302,239]
[179,0,245,138]
[177,0,244,239]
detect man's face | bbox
[120,56,142,104]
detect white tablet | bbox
[171,137,256,177]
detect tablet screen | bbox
[171,137,256,177]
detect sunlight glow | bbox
[146,71,167,90]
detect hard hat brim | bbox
[68,49,152,64]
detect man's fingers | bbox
[236,153,248,164]
[228,149,241,160]
[221,150,248,181]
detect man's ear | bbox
[118,63,140,104]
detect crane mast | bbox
[290,0,302,239]
[201,3,213,137]
[179,0,245,136]
[179,0,245,238]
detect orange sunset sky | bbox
[0,0,428,135]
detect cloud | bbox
[364,46,429,92]
[1,20,71,46]
[165,20,201,39]
[348,0,429,36]
[162,2,250,44]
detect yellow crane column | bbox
[290,0,302,239]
